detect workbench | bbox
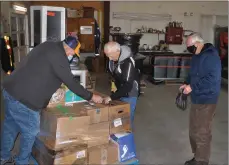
[138,50,192,84]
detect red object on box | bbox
[165,27,183,44]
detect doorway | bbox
[200,15,214,44]
[10,13,29,68]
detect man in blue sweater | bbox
[180,33,221,165]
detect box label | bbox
[76,150,86,159]
[113,118,122,127]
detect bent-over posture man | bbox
[1,36,103,165]
[103,41,140,128]
[180,33,221,165]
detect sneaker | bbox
[185,157,195,165]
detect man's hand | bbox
[91,94,103,104]
[179,84,187,91]
[103,97,112,104]
[183,85,192,94]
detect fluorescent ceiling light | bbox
[113,12,171,21]
[13,5,27,12]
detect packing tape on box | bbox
[39,130,88,147]
[83,102,101,123]
[101,147,108,165]
[39,129,88,139]
[94,108,101,123]
[57,138,79,145]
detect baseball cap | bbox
[63,36,81,57]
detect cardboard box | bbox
[39,106,90,150]
[110,133,136,163]
[108,100,130,121]
[89,93,131,121]
[87,122,109,147]
[86,71,96,87]
[74,102,109,124]
[110,117,131,135]
[48,84,86,108]
[32,138,87,165]
[86,80,96,92]
[88,143,118,164]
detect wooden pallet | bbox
[31,156,139,165]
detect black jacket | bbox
[2,41,92,111]
[185,43,221,104]
[109,46,140,100]
[0,36,15,73]
[94,20,101,56]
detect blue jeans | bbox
[120,97,137,128]
[1,89,40,165]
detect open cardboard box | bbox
[40,106,90,150]
[32,137,87,165]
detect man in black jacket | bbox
[103,41,140,128]
[0,36,103,165]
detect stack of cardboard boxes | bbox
[32,88,138,164]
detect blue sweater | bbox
[186,43,222,104]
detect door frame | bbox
[10,11,29,57]
[103,1,110,72]
[200,14,216,45]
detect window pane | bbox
[18,17,25,31]
[47,11,61,42]
[34,10,41,46]
[11,34,18,47]
[20,33,25,46]
[11,17,17,31]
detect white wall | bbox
[1,2,11,35]
[110,1,228,53]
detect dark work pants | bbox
[189,104,217,163]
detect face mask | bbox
[187,45,197,54]
[68,55,73,61]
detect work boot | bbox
[185,157,195,165]
[185,159,209,165]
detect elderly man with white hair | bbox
[180,33,221,165]
[103,41,140,128]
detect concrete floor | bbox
[96,73,228,165]
[2,73,228,165]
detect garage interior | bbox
[0,1,228,165]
